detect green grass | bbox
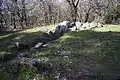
[0,31,45,54]
[0,25,120,79]
[33,25,120,78]
[0,26,51,54]
[93,25,120,32]
[19,66,37,80]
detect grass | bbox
[93,25,120,32]
[19,66,37,80]
[0,31,45,54]
[0,24,57,54]
[0,25,120,80]
[0,25,55,54]
[33,25,120,79]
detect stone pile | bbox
[16,21,103,50]
[75,22,103,30]
[47,21,70,38]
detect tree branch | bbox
[66,0,72,6]
[75,0,79,7]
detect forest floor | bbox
[0,25,120,80]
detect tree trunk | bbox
[13,15,16,29]
[67,0,79,23]
[24,12,27,28]
[0,13,3,29]
[73,7,77,22]
[0,0,3,29]
[84,13,89,22]
[48,5,52,24]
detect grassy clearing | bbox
[0,24,57,54]
[93,25,120,32]
[0,25,120,79]
[32,25,120,78]
[0,27,47,54]
[0,31,45,54]
[0,23,57,39]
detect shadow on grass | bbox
[0,30,22,36]
[35,30,120,79]
[0,31,49,50]
[0,30,120,80]
[0,30,53,62]
[61,31,120,73]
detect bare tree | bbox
[0,0,3,29]
[66,0,79,22]
[0,0,119,31]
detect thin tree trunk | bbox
[48,5,52,24]
[13,14,16,29]
[73,7,77,22]
[0,13,3,29]
[24,13,27,28]
[84,13,89,22]
[0,0,3,29]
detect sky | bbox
[58,0,63,3]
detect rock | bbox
[53,25,67,37]
[15,42,29,50]
[17,52,27,58]
[32,60,40,66]
[55,25,67,33]
[34,42,43,49]
[16,42,20,48]
[68,22,76,28]
[42,44,48,47]
[89,22,103,28]
[76,22,83,30]
[63,56,69,59]
[59,21,70,27]
[81,22,103,30]
[70,26,77,31]
[54,25,61,36]
[89,22,97,28]
[59,25,68,32]
[47,31,54,37]
[82,22,90,30]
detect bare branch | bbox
[75,0,79,7]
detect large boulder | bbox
[89,22,103,29]
[47,30,55,37]
[97,23,103,27]
[68,22,76,28]
[89,22,98,28]
[34,42,43,49]
[69,26,77,31]
[59,21,70,28]
[59,25,68,32]
[54,22,69,37]
[76,22,83,30]
[81,22,90,30]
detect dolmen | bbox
[69,22,77,31]
[48,21,70,38]
[76,22,104,30]
[47,21,103,38]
